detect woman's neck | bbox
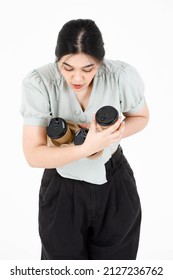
[74,83,93,111]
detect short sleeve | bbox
[20,70,51,126]
[118,63,145,114]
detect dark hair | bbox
[55,19,105,62]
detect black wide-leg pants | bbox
[38,146,142,260]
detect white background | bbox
[0,0,173,261]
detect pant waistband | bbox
[105,145,123,170]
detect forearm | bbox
[24,144,87,168]
[23,105,149,168]
[122,115,149,138]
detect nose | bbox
[72,70,83,83]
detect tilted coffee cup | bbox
[47,117,73,146]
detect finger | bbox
[79,123,90,129]
[103,116,122,134]
[89,115,97,132]
[111,121,125,140]
[113,116,122,129]
[96,123,103,132]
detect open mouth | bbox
[72,84,83,89]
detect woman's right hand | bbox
[82,116,125,156]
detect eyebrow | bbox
[62,62,95,69]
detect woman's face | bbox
[58,53,100,93]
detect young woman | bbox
[21,19,149,260]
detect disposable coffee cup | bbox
[96,105,119,128]
[47,117,73,146]
[74,128,103,159]
[74,128,89,145]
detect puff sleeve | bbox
[20,70,51,126]
[118,63,145,114]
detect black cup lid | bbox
[74,128,89,145]
[96,106,119,126]
[46,117,67,139]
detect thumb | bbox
[89,114,97,132]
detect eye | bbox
[64,65,73,72]
[82,66,94,73]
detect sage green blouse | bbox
[21,59,145,184]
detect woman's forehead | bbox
[60,53,96,67]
